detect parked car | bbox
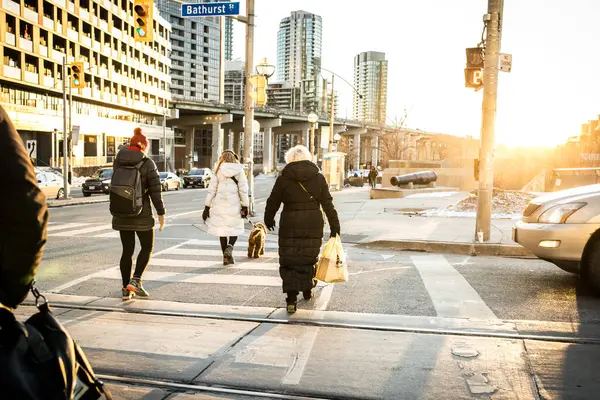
[82,168,113,197]
[513,184,600,290]
[183,168,211,188]
[160,171,181,191]
[36,171,64,199]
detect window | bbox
[151,139,160,155]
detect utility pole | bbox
[243,0,255,215]
[219,16,225,104]
[68,72,73,194]
[163,107,167,171]
[62,57,69,200]
[327,75,335,152]
[475,0,503,241]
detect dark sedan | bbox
[82,168,113,197]
[183,168,211,188]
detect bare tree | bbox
[376,108,413,165]
[337,136,359,170]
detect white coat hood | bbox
[217,162,244,178]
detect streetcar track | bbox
[22,301,600,345]
[100,373,334,399]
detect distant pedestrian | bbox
[368,166,378,189]
[264,145,340,313]
[203,150,249,265]
[110,127,165,300]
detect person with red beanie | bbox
[111,127,165,300]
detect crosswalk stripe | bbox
[94,269,283,286]
[47,223,89,232]
[185,239,278,248]
[163,248,279,258]
[51,224,113,237]
[149,258,278,270]
[94,231,120,238]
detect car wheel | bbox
[164,184,169,192]
[183,184,188,189]
[583,238,600,292]
[56,188,64,199]
[83,192,91,197]
[176,183,180,190]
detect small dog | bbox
[248,222,268,258]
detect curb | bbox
[356,239,534,258]
[47,198,110,208]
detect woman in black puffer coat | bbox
[264,145,340,313]
[112,128,165,300]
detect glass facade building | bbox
[353,51,388,124]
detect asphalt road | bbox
[26,176,600,399]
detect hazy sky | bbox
[229,0,600,146]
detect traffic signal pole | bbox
[62,57,69,200]
[475,0,503,241]
[243,0,255,216]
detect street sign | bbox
[500,53,512,73]
[26,140,37,159]
[181,1,240,17]
[72,125,80,145]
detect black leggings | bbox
[219,236,238,252]
[119,230,154,287]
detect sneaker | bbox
[122,287,134,301]
[126,278,149,297]
[224,244,235,265]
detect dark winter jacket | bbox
[0,105,48,308]
[111,148,165,231]
[264,160,340,293]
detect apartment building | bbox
[0,0,174,170]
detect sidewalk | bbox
[46,195,109,208]
[331,187,531,257]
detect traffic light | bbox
[134,0,153,42]
[70,61,85,89]
[464,47,484,91]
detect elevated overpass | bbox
[168,100,383,172]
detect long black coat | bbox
[111,148,165,231]
[264,160,340,293]
[0,106,48,308]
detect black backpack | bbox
[109,159,146,217]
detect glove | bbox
[241,206,248,219]
[158,214,165,231]
[266,221,276,232]
[330,231,340,238]
[202,206,210,221]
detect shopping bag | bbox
[315,235,348,283]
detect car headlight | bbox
[538,202,586,224]
[102,180,111,185]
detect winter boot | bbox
[223,244,235,265]
[126,277,149,297]
[286,292,298,313]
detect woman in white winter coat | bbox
[202,150,249,265]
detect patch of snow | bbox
[466,373,497,395]
[404,191,460,199]
[421,209,521,220]
[451,342,479,358]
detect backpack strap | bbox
[230,176,238,185]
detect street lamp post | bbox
[307,112,318,158]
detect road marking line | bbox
[411,255,498,320]
[47,222,89,232]
[49,240,193,293]
[51,224,112,237]
[281,284,333,385]
[92,269,284,286]
[150,258,278,270]
[164,248,279,258]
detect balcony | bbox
[112,49,118,59]
[19,38,33,52]
[91,15,98,25]
[24,7,38,23]
[67,28,78,41]
[56,22,62,33]
[112,72,121,83]
[39,44,48,57]
[24,71,38,84]
[82,36,91,47]
[5,32,16,46]
[82,87,92,97]
[99,20,108,31]
[43,75,54,87]
[2,0,20,14]
[4,65,21,79]
[52,49,65,62]
[103,0,110,9]
[102,46,111,57]
[43,16,53,30]
[80,9,89,20]
[100,68,108,78]
[111,27,122,39]
[67,1,74,12]
[53,0,65,8]
[93,41,101,51]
